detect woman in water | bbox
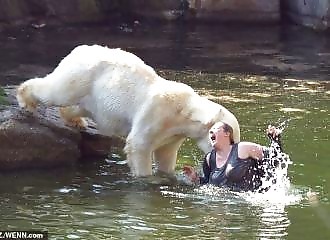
[183,121,283,192]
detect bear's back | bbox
[65,45,156,76]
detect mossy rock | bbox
[0,87,9,105]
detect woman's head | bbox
[209,121,235,147]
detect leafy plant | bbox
[0,86,8,105]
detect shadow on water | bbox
[0,23,329,239]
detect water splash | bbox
[251,120,292,195]
[275,119,291,132]
[240,120,303,206]
[256,140,292,196]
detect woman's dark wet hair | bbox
[222,123,235,144]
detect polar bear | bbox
[16,45,240,177]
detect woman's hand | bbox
[266,124,283,151]
[183,166,198,183]
[266,125,282,139]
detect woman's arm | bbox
[238,142,264,160]
[200,154,211,184]
[238,125,282,160]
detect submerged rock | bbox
[0,86,124,171]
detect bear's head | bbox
[195,105,241,153]
[16,80,39,112]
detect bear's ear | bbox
[205,120,216,130]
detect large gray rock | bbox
[0,108,81,170]
[128,0,280,22]
[186,0,280,22]
[0,0,280,29]
[283,0,330,30]
[0,86,124,171]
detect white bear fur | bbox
[16,45,240,177]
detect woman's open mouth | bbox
[210,134,216,144]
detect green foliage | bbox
[0,86,8,105]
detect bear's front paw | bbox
[64,117,88,130]
[17,101,38,113]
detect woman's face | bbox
[209,122,229,147]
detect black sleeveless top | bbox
[200,144,263,192]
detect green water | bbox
[0,24,329,239]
